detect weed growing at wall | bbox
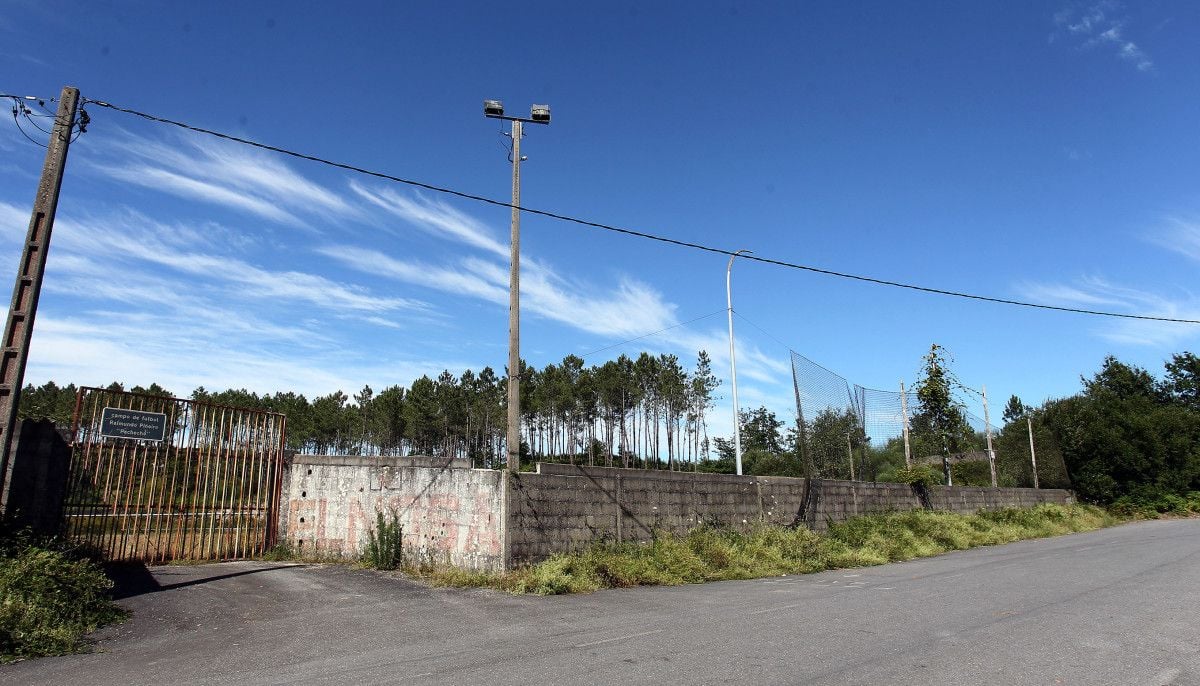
[421,504,1117,595]
[363,510,403,571]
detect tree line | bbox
[21,347,1199,503]
[18,351,722,471]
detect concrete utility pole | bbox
[899,380,912,469]
[982,385,997,487]
[726,249,751,476]
[506,118,522,473]
[0,86,79,510]
[1027,417,1039,489]
[483,100,549,473]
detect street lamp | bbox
[484,100,551,473]
[726,249,751,476]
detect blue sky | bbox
[2,1,1198,442]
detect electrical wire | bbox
[732,310,794,352]
[5,93,87,144]
[9,107,46,148]
[59,97,1200,326]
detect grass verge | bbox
[0,530,127,663]
[410,504,1119,595]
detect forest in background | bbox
[17,349,1200,503]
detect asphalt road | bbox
[4,518,1198,686]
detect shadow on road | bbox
[106,562,307,600]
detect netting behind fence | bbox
[790,351,1064,487]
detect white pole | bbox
[726,249,751,476]
[983,384,997,487]
[899,381,912,469]
[1027,417,1039,489]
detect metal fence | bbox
[63,387,287,562]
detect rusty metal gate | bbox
[63,386,287,562]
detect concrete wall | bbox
[276,457,1073,570]
[507,463,1074,564]
[279,455,505,571]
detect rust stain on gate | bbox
[63,387,287,562]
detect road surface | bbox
[3,518,1197,685]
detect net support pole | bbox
[899,381,912,469]
[982,384,997,487]
[1027,417,1039,489]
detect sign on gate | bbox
[64,387,287,563]
[99,407,168,441]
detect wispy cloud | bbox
[1053,1,1154,71]
[317,244,507,304]
[1018,275,1199,347]
[0,200,431,318]
[56,208,427,315]
[320,194,792,394]
[350,182,508,257]
[1150,217,1200,263]
[85,131,357,229]
[28,314,475,400]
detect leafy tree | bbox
[910,344,972,482]
[1162,351,1200,410]
[1039,355,1200,502]
[812,408,867,479]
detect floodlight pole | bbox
[726,249,751,476]
[485,102,549,474]
[506,118,522,474]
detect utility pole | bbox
[982,384,997,487]
[899,380,912,468]
[0,86,79,510]
[1027,416,1039,489]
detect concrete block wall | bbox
[279,455,505,571]
[507,463,1074,565]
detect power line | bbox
[73,97,1200,326]
[732,310,795,353]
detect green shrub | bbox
[950,460,994,487]
[893,465,942,488]
[1110,489,1200,518]
[362,510,403,571]
[0,546,126,663]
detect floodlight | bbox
[530,104,551,123]
[484,100,505,117]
